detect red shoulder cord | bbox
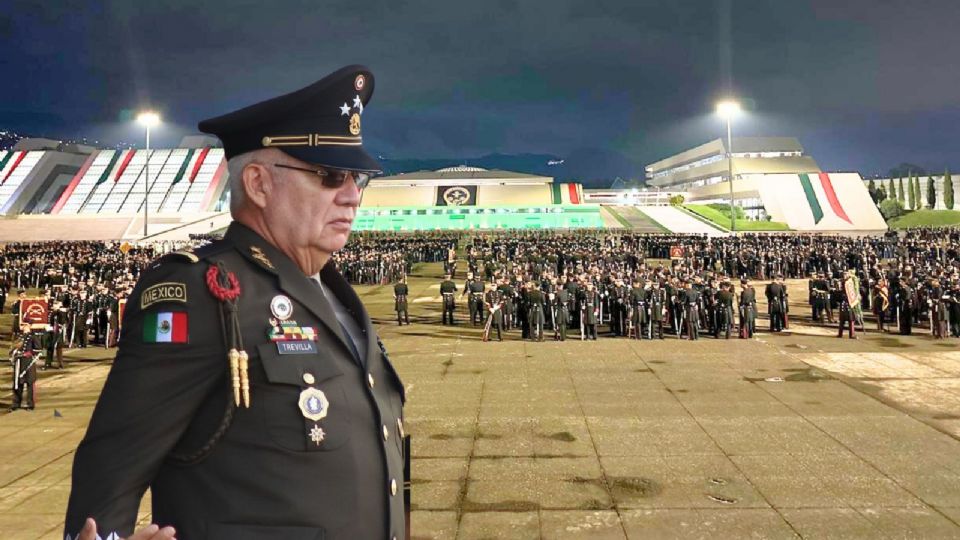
[206,264,241,302]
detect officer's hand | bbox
[78,518,177,540]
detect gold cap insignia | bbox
[349,113,361,136]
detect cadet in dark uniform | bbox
[581,282,599,340]
[738,279,756,338]
[464,273,485,325]
[66,66,407,540]
[394,276,409,325]
[482,283,504,342]
[648,280,667,339]
[681,280,700,340]
[440,274,457,325]
[715,282,734,339]
[10,321,42,410]
[898,278,914,335]
[554,287,571,341]
[629,279,646,340]
[527,282,546,341]
[765,277,786,332]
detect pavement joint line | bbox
[640,338,806,538]
[451,316,479,538]
[739,342,960,530]
[568,333,629,538]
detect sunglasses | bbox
[273,163,372,189]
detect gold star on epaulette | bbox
[250,246,274,269]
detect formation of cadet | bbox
[333,233,457,285]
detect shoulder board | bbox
[190,239,234,261]
[169,250,199,263]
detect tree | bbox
[879,198,905,220]
[907,173,916,210]
[916,174,922,209]
[897,177,905,205]
[945,169,954,210]
[867,178,881,204]
[927,175,936,209]
[889,177,897,201]
[878,186,888,201]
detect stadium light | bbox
[716,99,742,233]
[136,111,161,127]
[136,111,161,237]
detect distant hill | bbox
[379,148,644,189]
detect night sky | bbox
[2,0,958,179]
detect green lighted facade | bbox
[353,205,604,231]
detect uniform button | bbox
[382,424,389,440]
[302,373,315,385]
[397,418,404,438]
[390,478,397,496]
[367,373,375,388]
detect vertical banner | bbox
[435,185,478,206]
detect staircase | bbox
[638,206,726,236]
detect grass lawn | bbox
[888,209,960,229]
[684,204,791,231]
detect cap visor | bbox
[280,146,382,173]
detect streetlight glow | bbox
[715,100,741,119]
[715,99,743,233]
[136,111,160,238]
[136,111,161,127]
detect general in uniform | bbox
[65,66,407,540]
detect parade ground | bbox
[3,262,960,539]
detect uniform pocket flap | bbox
[257,342,342,385]
[207,522,324,540]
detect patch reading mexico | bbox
[140,282,187,309]
[143,312,188,343]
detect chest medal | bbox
[298,387,330,446]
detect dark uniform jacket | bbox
[65,223,406,540]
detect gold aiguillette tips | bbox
[239,350,250,408]
[228,348,240,406]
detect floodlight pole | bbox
[726,117,736,233]
[143,125,150,237]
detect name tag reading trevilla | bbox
[278,341,318,355]
[141,282,188,309]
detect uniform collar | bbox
[224,221,367,367]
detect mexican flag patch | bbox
[143,312,188,343]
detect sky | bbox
[1,0,958,179]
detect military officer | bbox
[738,279,756,339]
[394,276,409,325]
[681,280,700,340]
[581,282,599,340]
[554,286,571,341]
[439,274,457,325]
[628,278,646,339]
[526,282,546,341]
[647,279,667,339]
[10,321,42,411]
[482,282,504,342]
[463,272,485,325]
[66,66,407,540]
[715,282,734,339]
[765,276,786,332]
